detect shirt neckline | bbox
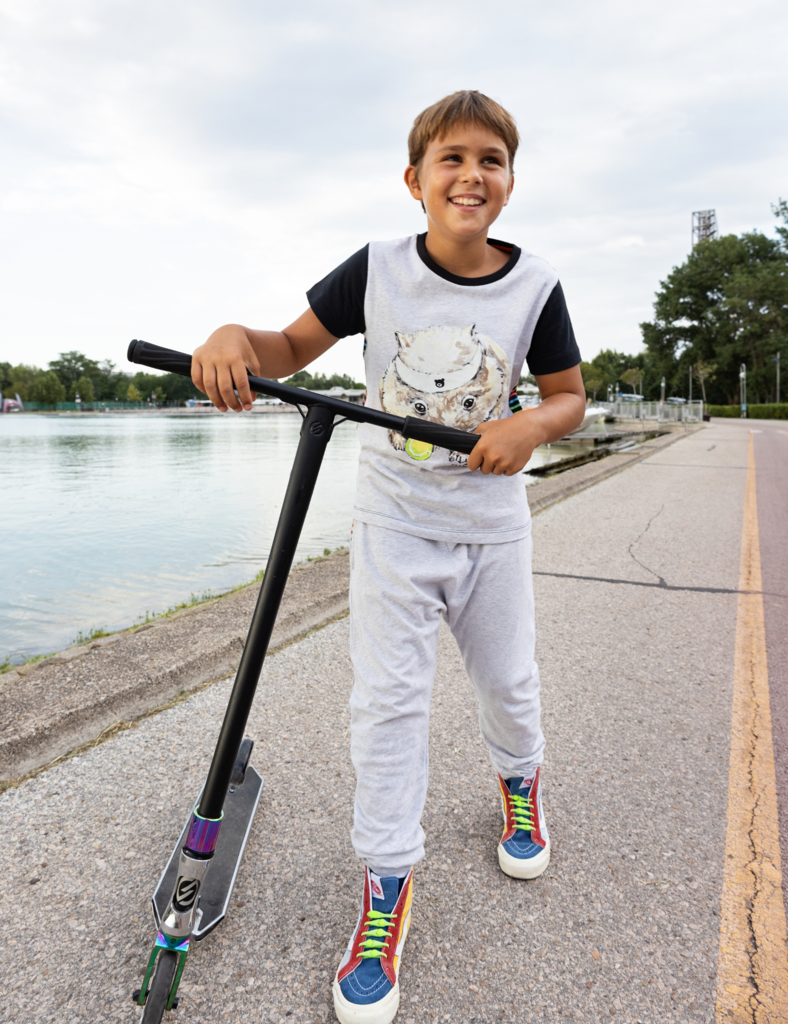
[416,232,521,286]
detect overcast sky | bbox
[2,0,786,382]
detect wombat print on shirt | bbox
[379,324,509,464]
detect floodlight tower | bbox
[692,210,718,247]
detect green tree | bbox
[127,383,141,402]
[49,351,102,395]
[579,351,653,399]
[95,359,127,400]
[693,360,716,406]
[621,367,644,394]
[5,364,43,402]
[640,203,788,404]
[34,371,66,406]
[158,371,203,403]
[585,374,605,401]
[75,375,94,403]
[284,370,364,390]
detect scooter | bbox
[126,340,479,1022]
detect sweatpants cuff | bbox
[365,863,412,878]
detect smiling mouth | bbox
[450,196,484,207]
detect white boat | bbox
[513,388,606,434]
[571,405,607,433]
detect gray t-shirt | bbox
[307,233,580,544]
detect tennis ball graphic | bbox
[405,438,434,461]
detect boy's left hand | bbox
[466,414,542,475]
[466,366,587,475]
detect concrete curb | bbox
[0,424,703,782]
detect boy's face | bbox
[404,123,513,241]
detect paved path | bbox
[3,420,787,1024]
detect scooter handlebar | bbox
[127,339,480,455]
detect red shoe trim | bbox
[380,870,412,986]
[337,867,373,983]
[498,774,517,843]
[530,767,546,849]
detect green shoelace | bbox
[509,792,536,832]
[357,911,397,959]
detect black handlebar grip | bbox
[402,416,480,454]
[128,340,193,378]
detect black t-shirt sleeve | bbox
[525,281,581,376]
[306,245,369,339]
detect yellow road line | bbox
[716,433,788,1022]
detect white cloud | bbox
[1,0,787,377]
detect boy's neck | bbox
[423,226,510,279]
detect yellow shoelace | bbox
[509,792,536,832]
[357,911,396,960]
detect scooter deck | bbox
[152,765,264,940]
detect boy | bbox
[192,90,585,1024]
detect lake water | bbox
[2,412,584,662]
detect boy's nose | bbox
[461,163,483,183]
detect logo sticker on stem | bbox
[174,876,200,910]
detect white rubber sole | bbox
[332,979,400,1024]
[497,839,551,879]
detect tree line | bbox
[0,350,367,407]
[0,351,205,406]
[283,370,364,390]
[581,200,787,405]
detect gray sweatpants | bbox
[348,521,545,876]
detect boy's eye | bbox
[413,401,428,415]
[462,396,476,410]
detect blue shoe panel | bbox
[339,961,394,1005]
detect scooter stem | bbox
[196,402,335,822]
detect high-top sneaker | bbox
[332,866,413,1024]
[497,767,550,879]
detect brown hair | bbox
[408,91,519,175]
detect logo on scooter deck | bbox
[173,876,200,911]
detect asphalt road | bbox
[3,419,785,1024]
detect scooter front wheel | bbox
[140,950,179,1022]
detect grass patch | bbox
[1,651,56,677]
[70,626,113,647]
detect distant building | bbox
[308,386,366,406]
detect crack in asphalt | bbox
[746,699,762,1022]
[627,504,668,587]
[531,571,774,596]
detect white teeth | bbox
[451,197,482,206]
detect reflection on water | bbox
[522,440,593,477]
[2,412,571,661]
[2,413,360,662]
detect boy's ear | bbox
[504,172,514,206]
[404,165,423,203]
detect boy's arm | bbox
[191,307,338,412]
[467,365,586,476]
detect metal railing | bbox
[599,400,705,423]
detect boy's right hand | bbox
[192,325,261,413]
